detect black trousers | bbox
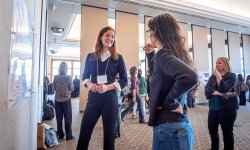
[239,91,246,105]
[55,99,73,139]
[208,109,237,150]
[77,91,118,150]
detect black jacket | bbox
[205,72,239,110]
[146,49,198,126]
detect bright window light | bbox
[66,14,81,41]
[182,0,250,18]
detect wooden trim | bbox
[50,59,80,81]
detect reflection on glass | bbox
[8,0,33,108]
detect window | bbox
[51,59,80,81]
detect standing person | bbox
[246,75,250,101]
[71,75,80,98]
[121,66,146,123]
[237,74,248,105]
[132,69,147,116]
[205,57,238,150]
[115,88,123,138]
[53,62,75,141]
[143,13,197,150]
[77,26,128,150]
[146,70,151,113]
[43,76,49,111]
[187,83,199,108]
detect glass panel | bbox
[73,69,80,76]
[52,61,61,68]
[65,61,72,69]
[52,68,59,76]
[73,61,80,68]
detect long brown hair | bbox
[148,13,193,68]
[93,26,118,60]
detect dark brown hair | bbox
[148,13,193,68]
[92,26,118,60]
[130,66,137,76]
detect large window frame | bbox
[50,59,80,81]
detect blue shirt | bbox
[209,96,219,110]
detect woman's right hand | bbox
[132,97,136,102]
[143,43,154,53]
[86,81,98,92]
[171,105,183,114]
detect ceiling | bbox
[47,0,250,57]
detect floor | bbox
[45,96,250,150]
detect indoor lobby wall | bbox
[0,0,44,149]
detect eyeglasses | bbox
[146,29,151,36]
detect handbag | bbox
[45,127,59,148]
[241,82,249,91]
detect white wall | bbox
[0,0,44,149]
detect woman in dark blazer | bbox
[77,26,128,150]
[205,57,239,150]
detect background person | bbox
[236,74,248,105]
[246,75,250,101]
[71,75,80,98]
[121,66,146,123]
[53,62,75,141]
[132,69,147,118]
[205,57,238,150]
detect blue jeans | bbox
[152,121,193,150]
[121,92,145,121]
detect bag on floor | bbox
[47,99,55,108]
[45,127,59,148]
[42,104,55,120]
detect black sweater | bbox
[205,72,239,110]
[146,48,198,126]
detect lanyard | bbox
[97,57,110,76]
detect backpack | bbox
[42,104,55,120]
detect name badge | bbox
[97,75,107,84]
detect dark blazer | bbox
[205,72,239,110]
[82,53,128,89]
[146,49,198,126]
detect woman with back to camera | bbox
[237,74,248,105]
[53,62,74,141]
[143,13,198,150]
[205,57,238,150]
[76,26,128,150]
